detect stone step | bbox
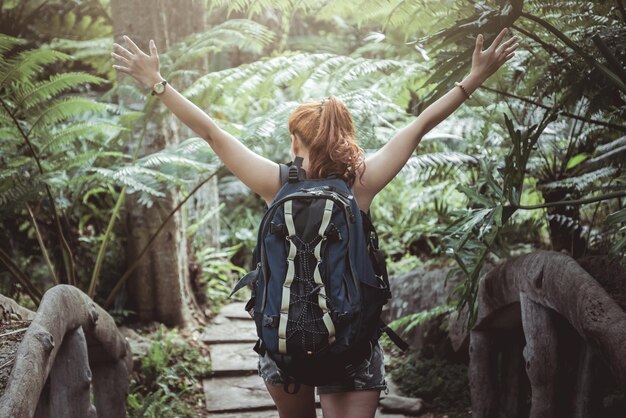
[204,374,409,417]
[219,302,253,320]
[207,409,407,417]
[203,375,278,413]
[209,343,258,376]
[201,318,257,344]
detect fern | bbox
[40,122,125,154]
[165,19,275,72]
[0,34,23,52]
[389,303,456,335]
[0,47,70,88]
[14,72,105,111]
[28,97,108,134]
[540,166,619,193]
[89,167,165,197]
[403,152,478,181]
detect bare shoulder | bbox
[352,168,375,213]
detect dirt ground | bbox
[0,320,30,393]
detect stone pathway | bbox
[201,302,410,417]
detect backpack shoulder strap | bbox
[362,211,392,300]
[279,163,289,186]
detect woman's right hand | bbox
[112,36,163,88]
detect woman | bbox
[112,27,518,418]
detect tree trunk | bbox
[469,251,626,417]
[0,285,131,418]
[542,189,586,257]
[110,0,216,326]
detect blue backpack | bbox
[231,157,407,390]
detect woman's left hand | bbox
[470,28,519,83]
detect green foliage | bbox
[127,326,211,418]
[0,35,220,303]
[442,111,558,326]
[391,350,470,413]
[389,303,455,336]
[194,245,247,311]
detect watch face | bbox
[154,82,165,94]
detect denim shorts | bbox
[258,341,388,395]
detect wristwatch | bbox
[151,80,167,96]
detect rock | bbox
[118,327,152,357]
[210,343,258,376]
[384,264,494,356]
[379,395,425,415]
[383,267,461,352]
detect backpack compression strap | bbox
[277,198,337,354]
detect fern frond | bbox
[45,151,129,173]
[168,19,274,70]
[0,34,24,53]
[172,137,211,155]
[138,153,215,172]
[50,37,112,61]
[596,135,626,154]
[585,145,626,167]
[40,122,125,154]
[404,152,478,180]
[0,172,42,210]
[541,166,618,193]
[546,213,580,230]
[184,53,421,106]
[0,49,70,89]
[14,72,105,110]
[28,97,107,134]
[389,303,456,335]
[89,167,166,197]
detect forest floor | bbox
[0,320,30,394]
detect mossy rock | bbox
[390,350,470,415]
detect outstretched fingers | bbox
[123,35,144,55]
[474,33,484,53]
[111,52,129,65]
[112,64,131,74]
[487,27,509,52]
[500,38,520,62]
[113,43,133,59]
[149,39,158,57]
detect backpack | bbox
[230,157,407,391]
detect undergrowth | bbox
[127,326,211,418]
[390,349,470,417]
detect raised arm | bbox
[112,36,281,204]
[355,28,519,209]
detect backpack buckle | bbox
[288,165,300,183]
[288,156,305,183]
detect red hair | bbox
[288,96,364,187]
